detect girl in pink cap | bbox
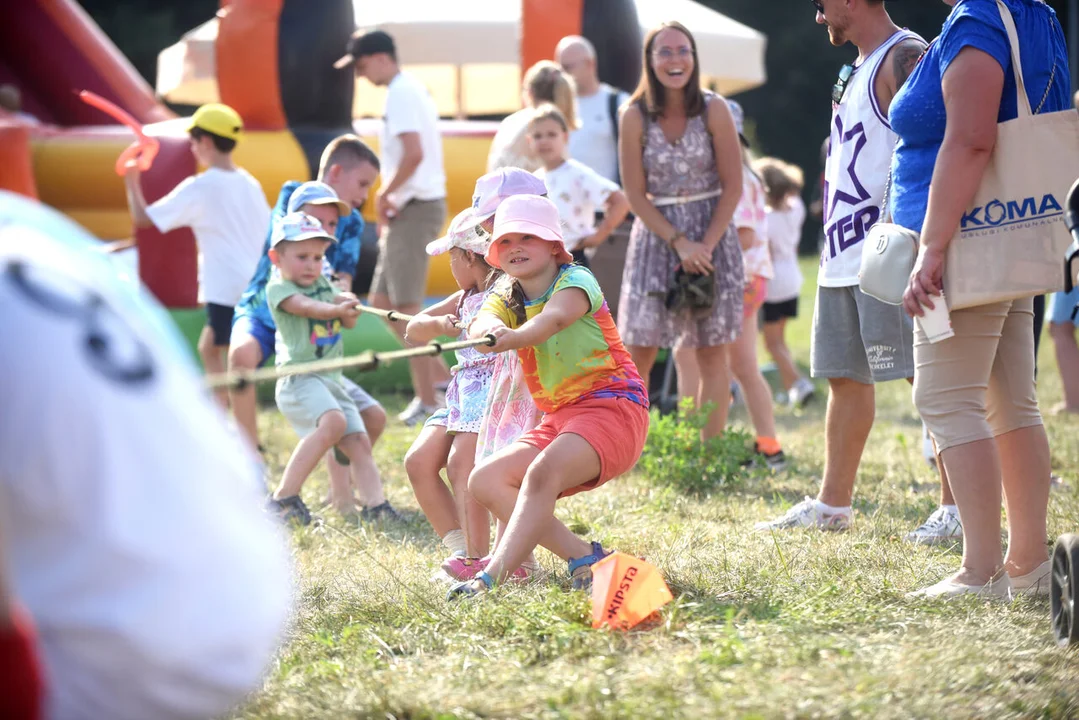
[449,194,650,598]
[403,208,500,570]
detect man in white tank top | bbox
[756,0,945,535]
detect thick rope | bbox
[205,335,496,391]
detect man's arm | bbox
[877,37,928,116]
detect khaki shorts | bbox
[275,373,366,438]
[913,296,1042,452]
[370,198,447,306]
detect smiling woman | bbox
[616,21,746,442]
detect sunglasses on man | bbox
[811,0,824,12]
[832,64,854,105]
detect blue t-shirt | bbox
[233,180,363,328]
[890,0,1071,234]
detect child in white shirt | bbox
[123,103,270,406]
[528,104,629,266]
[755,157,814,408]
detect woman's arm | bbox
[702,98,745,252]
[404,290,464,343]
[903,47,1004,316]
[619,105,679,242]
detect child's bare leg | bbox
[404,425,457,536]
[338,432,385,507]
[227,336,264,450]
[274,410,347,499]
[730,315,777,440]
[469,439,598,584]
[359,405,387,446]
[447,434,489,557]
[763,319,800,391]
[198,325,229,409]
[673,345,699,406]
[326,451,357,514]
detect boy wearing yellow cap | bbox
[123,103,270,406]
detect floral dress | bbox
[475,350,542,462]
[424,290,497,434]
[617,93,744,348]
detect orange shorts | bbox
[518,396,650,498]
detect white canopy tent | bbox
[156,0,767,117]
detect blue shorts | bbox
[231,313,275,366]
[1049,286,1079,325]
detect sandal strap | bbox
[476,570,494,589]
[567,541,609,575]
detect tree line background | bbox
[78,0,1072,251]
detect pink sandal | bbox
[441,555,534,582]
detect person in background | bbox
[1047,284,1079,414]
[124,103,270,408]
[895,0,1069,597]
[487,61,579,174]
[756,156,815,408]
[555,35,635,318]
[756,0,932,534]
[618,21,745,442]
[529,104,630,267]
[336,29,450,426]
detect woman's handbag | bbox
[941,0,1079,309]
[666,267,715,312]
[858,221,919,305]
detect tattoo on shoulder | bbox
[892,39,927,91]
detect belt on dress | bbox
[649,188,722,207]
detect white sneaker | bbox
[1009,560,1052,597]
[788,378,816,408]
[397,397,439,426]
[907,573,1012,601]
[905,506,962,545]
[754,496,851,532]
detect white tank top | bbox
[819,29,923,287]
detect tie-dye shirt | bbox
[480,265,648,413]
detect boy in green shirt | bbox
[266,212,396,524]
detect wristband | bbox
[0,606,44,720]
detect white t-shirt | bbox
[146,166,269,306]
[569,84,629,183]
[535,159,619,251]
[0,191,291,720]
[486,108,540,173]
[765,195,807,303]
[381,72,447,206]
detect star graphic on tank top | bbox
[825,115,871,222]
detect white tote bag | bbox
[943,0,1079,310]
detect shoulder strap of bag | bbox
[995,0,1034,118]
[606,85,620,146]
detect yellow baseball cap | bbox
[187,103,243,141]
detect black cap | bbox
[333,29,396,70]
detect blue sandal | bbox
[446,570,494,601]
[568,541,611,591]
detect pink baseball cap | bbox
[472,168,548,222]
[425,206,491,256]
[485,194,573,269]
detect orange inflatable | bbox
[590,553,673,631]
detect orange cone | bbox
[590,552,673,630]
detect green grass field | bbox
[234,258,1079,719]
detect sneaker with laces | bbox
[360,501,401,521]
[788,378,816,408]
[905,507,962,545]
[267,495,312,526]
[754,496,851,532]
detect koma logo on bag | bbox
[960,193,1064,237]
